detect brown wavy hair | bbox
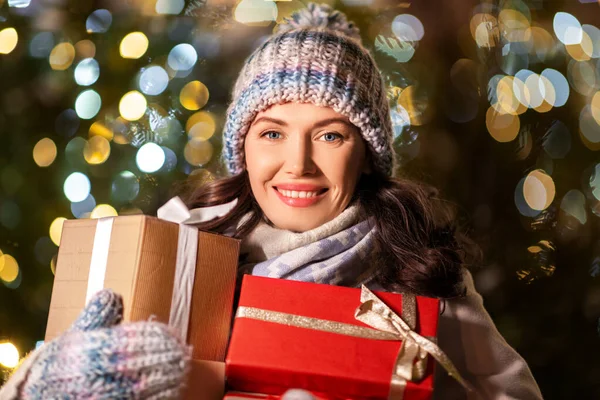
[176,170,479,299]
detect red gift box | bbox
[226,276,448,400]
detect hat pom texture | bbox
[276,3,361,42]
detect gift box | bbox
[184,360,226,400]
[226,276,469,400]
[45,213,240,361]
[223,392,329,400]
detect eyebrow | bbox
[250,116,353,129]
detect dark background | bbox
[1,0,599,398]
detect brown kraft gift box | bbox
[45,215,240,362]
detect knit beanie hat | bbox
[222,2,396,177]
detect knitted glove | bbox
[0,289,190,400]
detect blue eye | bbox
[322,132,341,142]
[263,131,281,139]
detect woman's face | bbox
[244,102,369,232]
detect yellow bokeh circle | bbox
[180,81,210,111]
[119,91,147,121]
[49,217,67,246]
[84,135,111,165]
[49,42,76,71]
[33,138,58,167]
[119,32,149,59]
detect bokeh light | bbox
[71,194,96,219]
[523,170,556,211]
[75,89,102,120]
[89,121,114,141]
[74,58,100,86]
[119,91,147,121]
[63,172,91,202]
[120,32,149,59]
[515,177,542,218]
[83,135,111,165]
[567,59,597,97]
[540,69,569,107]
[75,39,96,59]
[90,204,118,219]
[0,342,19,369]
[553,12,582,45]
[180,80,210,111]
[0,28,19,54]
[167,43,198,72]
[33,138,57,167]
[560,189,587,225]
[49,217,66,246]
[580,105,600,148]
[111,171,140,203]
[582,25,600,59]
[156,0,184,14]
[86,9,112,33]
[184,137,214,166]
[486,106,520,142]
[186,111,216,140]
[392,14,424,42]
[9,0,32,8]
[591,91,600,125]
[0,254,19,284]
[49,42,75,70]
[29,32,54,58]
[234,0,278,25]
[136,143,165,173]
[139,66,169,96]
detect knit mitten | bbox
[0,289,190,400]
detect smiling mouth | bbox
[273,187,328,199]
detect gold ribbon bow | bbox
[235,286,474,400]
[355,286,474,399]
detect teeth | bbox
[277,189,320,198]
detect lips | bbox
[272,185,328,207]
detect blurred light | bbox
[524,170,555,211]
[582,25,600,59]
[49,217,66,246]
[90,204,118,219]
[580,105,600,148]
[543,120,571,159]
[111,171,140,203]
[49,42,75,70]
[561,189,587,224]
[498,45,529,75]
[139,66,169,96]
[494,76,524,115]
[591,91,600,125]
[0,343,19,369]
[86,9,112,34]
[374,35,414,63]
[486,106,520,142]
[34,237,57,266]
[9,0,31,7]
[83,135,111,165]
[136,143,165,173]
[71,194,96,219]
[186,111,216,140]
[167,43,198,72]
[119,91,147,121]
[51,255,57,275]
[390,106,411,138]
[0,254,19,283]
[55,109,79,137]
[498,9,530,43]
[64,172,91,202]
[184,138,214,166]
[156,0,184,14]
[528,27,554,63]
[29,32,54,58]
[553,12,582,45]
[33,138,57,167]
[75,39,96,59]
[0,28,18,54]
[180,80,209,111]
[392,14,424,42]
[588,163,600,201]
[566,29,593,61]
[397,86,429,126]
[89,121,114,141]
[65,137,87,167]
[120,32,149,59]
[235,0,278,25]
[515,177,541,217]
[541,68,569,107]
[74,58,100,86]
[567,59,597,97]
[75,89,101,119]
[470,13,498,48]
[161,146,178,172]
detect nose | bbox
[284,135,317,176]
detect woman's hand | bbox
[0,290,189,400]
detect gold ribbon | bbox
[236,286,474,400]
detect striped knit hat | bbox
[222,2,396,177]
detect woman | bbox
[1,3,543,399]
